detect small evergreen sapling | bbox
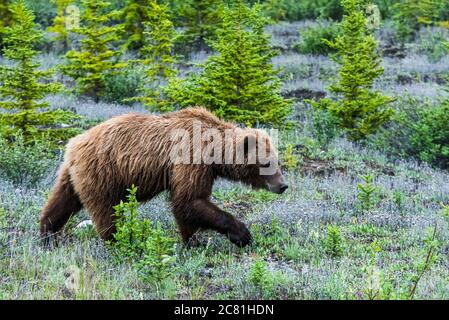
[324,225,344,258]
[61,0,126,102]
[249,258,274,298]
[356,174,379,214]
[0,0,78,142]
[311,0,393,141]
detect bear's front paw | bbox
[228,221,252,248]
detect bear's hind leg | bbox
[40,167,83,243]
[82,201,117,241]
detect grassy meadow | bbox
[1,1,449,300]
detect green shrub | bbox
[324,225,344,257]
[102,64,147,105]
[416,27,449,62]
[110,186,177,284]
[310,108,340,145]
[295,21,340,55]
[137,222,176,283]
[110,186,152,262]
[408,225,440,299]
[393,0,445,42]
[253,217,287,255]
[282,144,298,172]
[0,134,57,186]
[260,0,343,21]
[25,0,56,28]
[411,101,449,169]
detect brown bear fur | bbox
[40,107,287,247]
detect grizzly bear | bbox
[40,107,288,247]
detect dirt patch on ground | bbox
[282,88,326,101]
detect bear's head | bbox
[218,128,288,194]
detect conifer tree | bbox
[120,0,152,51]
[136,0,177,111]
[311,0,393,141]
[0,0,14,48]
[0,0,13,28]
[61,0,126,102]
[166,0,292,127]
[176,0,223,51]
[0,0,77,141]
[48,0,76,52]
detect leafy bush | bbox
[137,222,176,283]
[25,0,56,28]
[393,0,445,42]
[411,101,449,169]
[295,21,340,55]
[102,64,147,105]
[282,144,298,172]
[110,186,177,283]
[253,217,287,254]
[260,0,343,21]
[310,108,341,145]
[0,134,58,186]
[110,186,152,262]
[415,27,449,62]
[369,97,449,170]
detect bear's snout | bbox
[279,184,288,194]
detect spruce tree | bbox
[0,0,77,141]
[0,0,13,29]
[166,0,291,127]
[61,0,126,102]
[48,0,76,52]
[0,0,14,48]
[137,0,177,111]
[120,0,152,51]
[311,0,393,141]
[176,0,223,51]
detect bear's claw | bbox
[228,222,253,248]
